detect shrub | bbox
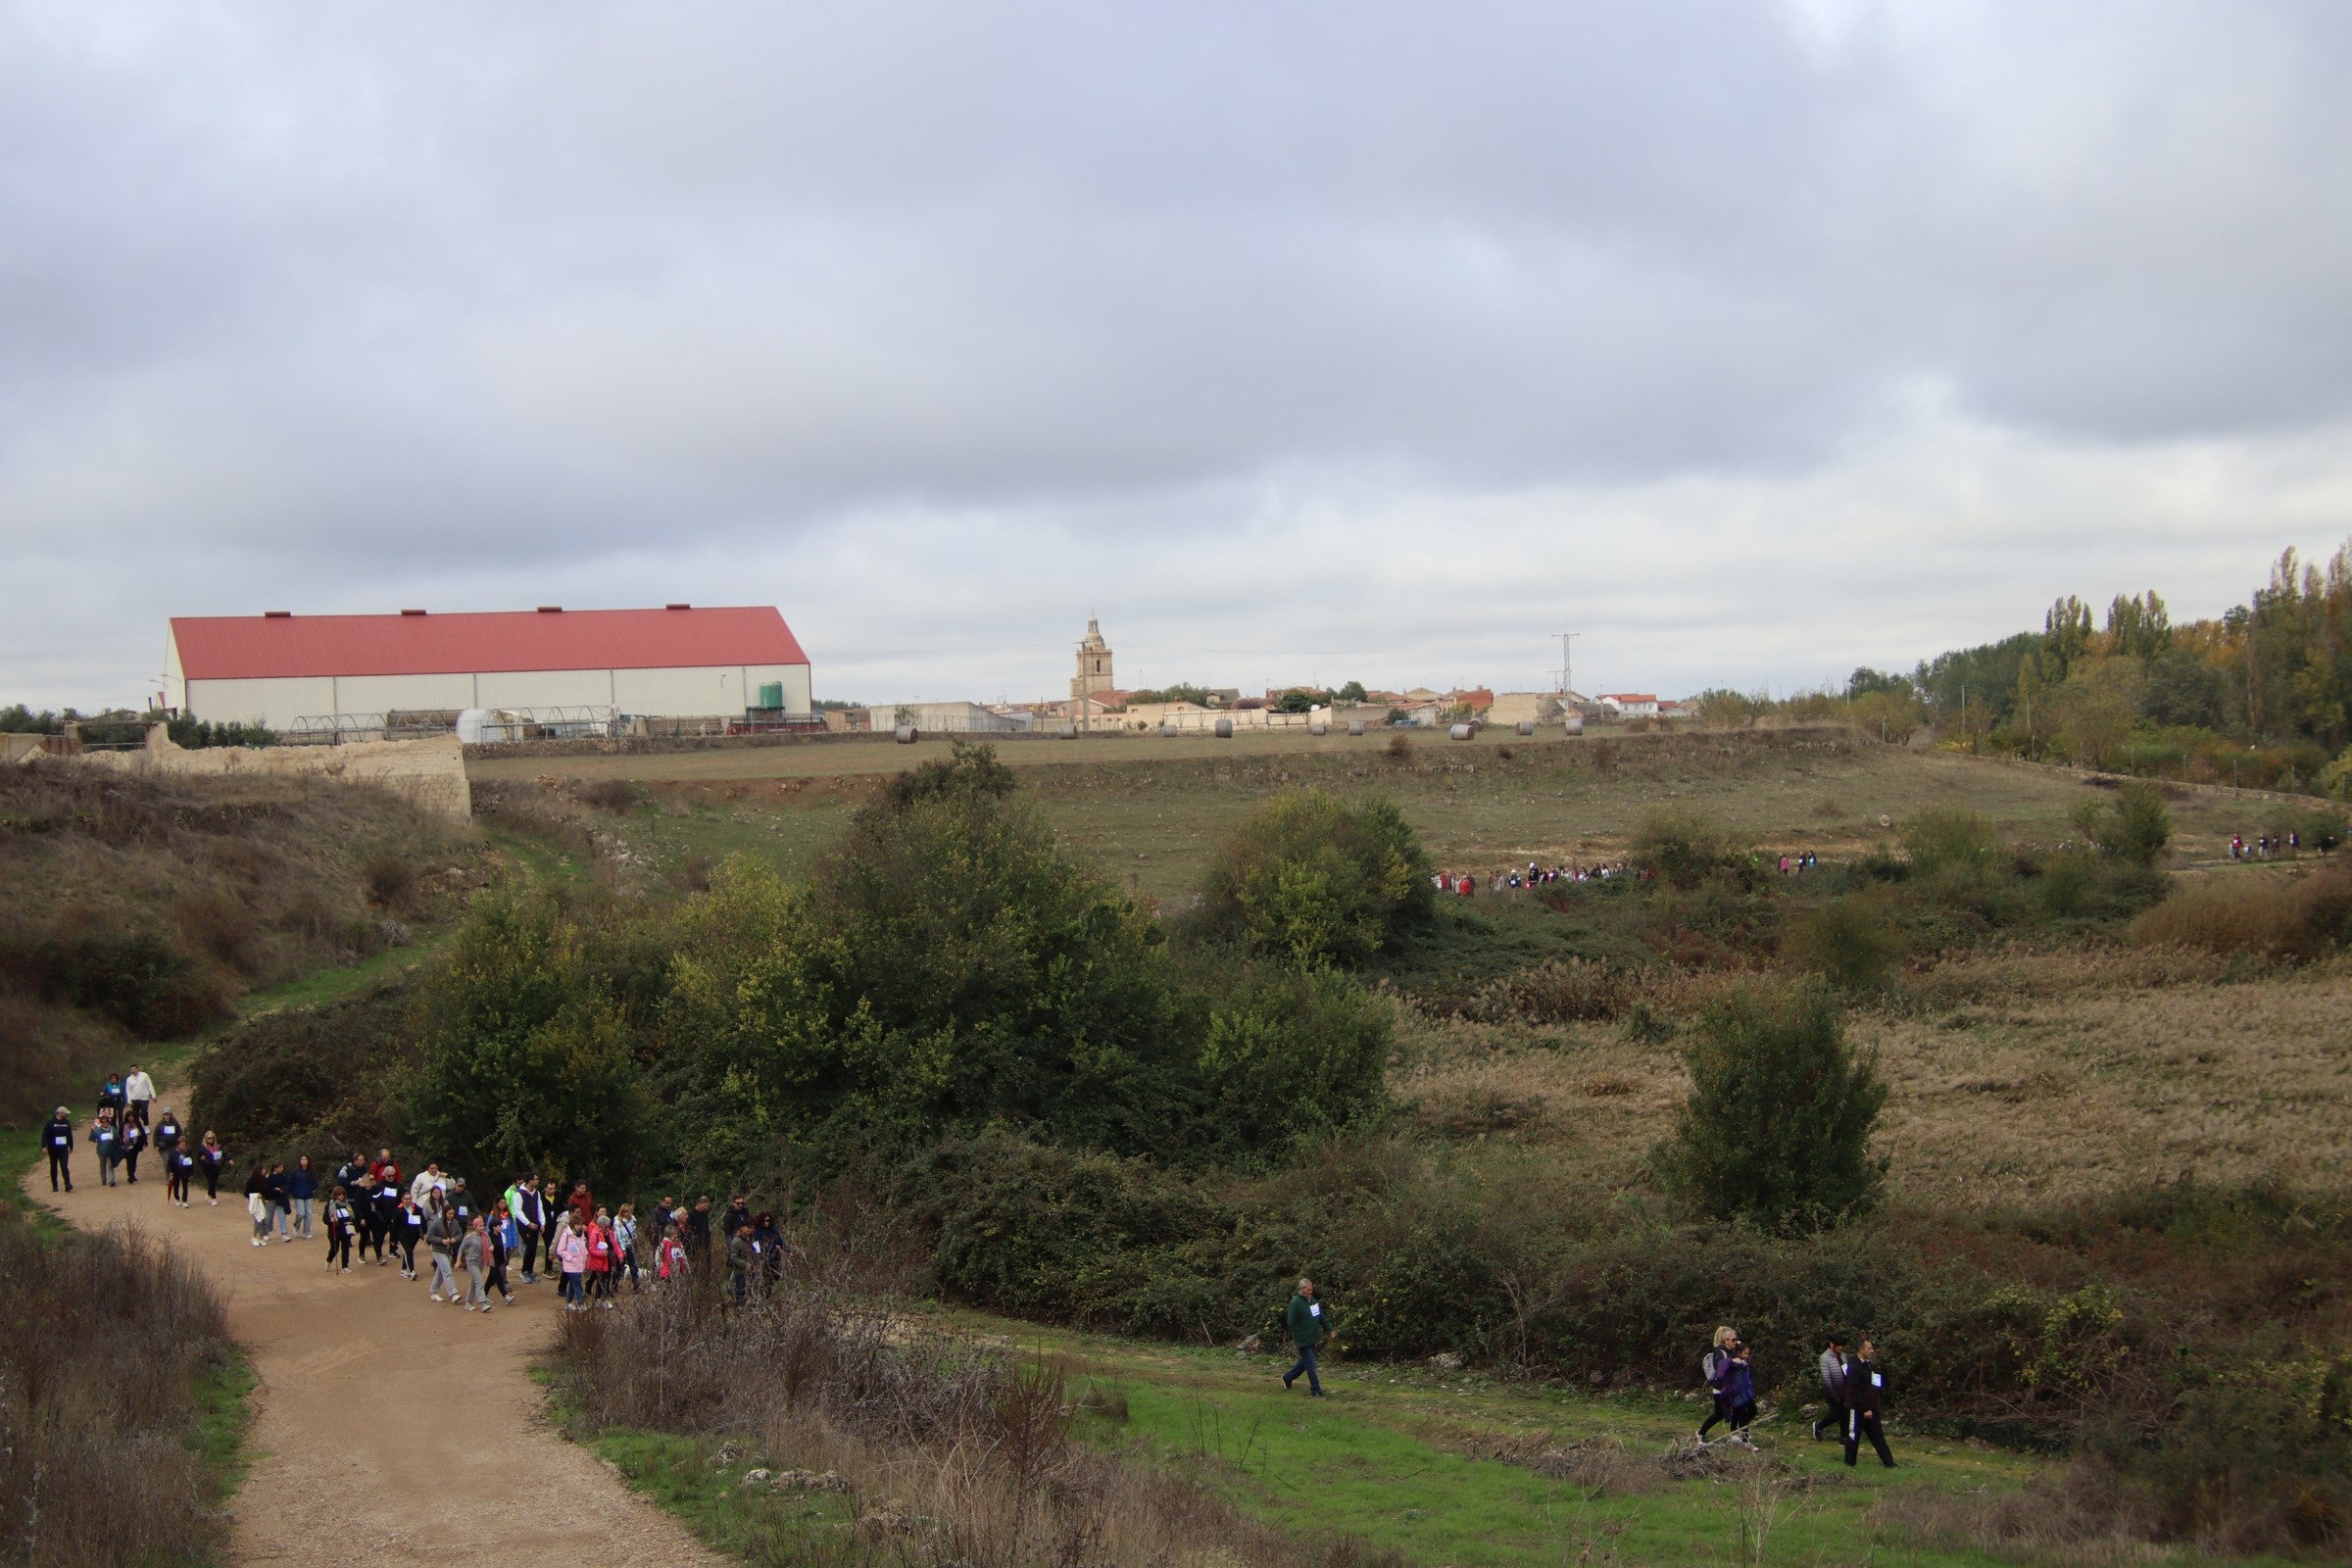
[400,890,662,1188]
[0,915,225,1040]
[1781,893,1905,990]
[2131,864,2352,959]
[1900,806,1996,877]
[190,982,414,1157]
[0,1211,237,1568]
[1653,980,1886,1232]
[1193,789,1434,967]
[665,786,1198,1177]
[2110,782,2173,865]
[573,777,641,814]
[361,849,418,908]
[1630,808,1751,891]
[1194,961,1392,1152]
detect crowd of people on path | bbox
[2229,830,2304,860]
[1436,851,1826,898]
[43,1067,803,1319]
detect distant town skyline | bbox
[6,6,2350,710]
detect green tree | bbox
[2042,595,2096,682]
[665,762,1198,1175]
[1654,980,1886,1232]
[2109,782,2173,865]
[2106,591,2173,661]
[1195,789,1434,966]
[1335,680,1368,704]
[1781,894,1905,992]
[2047,657,2146,767]
[1194,960,1392,1152]
[400,890,660,1190]
[1901,806,1997,876]
[1688,688,1757,728]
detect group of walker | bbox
[1278,1282,1894,1468]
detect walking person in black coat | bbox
[117,1117,147,1184]
[41,1107,74,1193]
[1842,1337,1896,1469]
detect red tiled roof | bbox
[171,606,808,680]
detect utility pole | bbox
[1556,632,1580,698]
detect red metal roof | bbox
[171,606,808,680]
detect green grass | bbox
[921,1309,2050,1568]
[191,1350,257,1523]
[540,1375,862,1566]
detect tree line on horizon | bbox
[1690,537,2352,798]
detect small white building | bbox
[166,605,811,731]
[1598,693,1661,718]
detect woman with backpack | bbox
[288,1154,320,1240]
[1699,1326,1737,1445]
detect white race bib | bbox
[1871,1372,1883,1388]
[1309,1302,1322,1317]
[51,1136,66,1148]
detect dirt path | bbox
[19,1084,725,1568]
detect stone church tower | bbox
[1070,615,1114,701]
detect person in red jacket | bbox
[567,1181,596,1230]
[583,1205,614,1306]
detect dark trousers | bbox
[126,1101,150,1128]
[121,1150,140,1182]
[1699,1394,1730,1438]
[203,1166,220,1199]
[47,1150,71,1192]
[168,1167,191,1202]
[396,1236,417,1272]
[1816,1396,1847,1438]
[1844,1411,1894,1468]
[326,1230,353,1268]
[1284,1344,1322,1395]
[519,1228,542,1277]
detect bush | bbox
[0,915,226,1040]
[361,850,418,908]
[0,1211,237,1568]
[1653,980,1886,1232]
[2131,864,2352,959]
[2110,783,2173,865]
[399,889,662,1188]
[1781,892,1905,991]
[1193,789,1434,967]
[1630,808,1752,891]
[189,982,414,1157]
[665,781,1198,1178]
[1900,806,1996,877]
[1193,961,1392,1153]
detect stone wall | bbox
[77,728,471,821]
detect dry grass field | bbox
[478,725,2307,904]
[477,724,2352,1215]
[1399,947,2352,1209]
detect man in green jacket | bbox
[1283,1277,1327,1396]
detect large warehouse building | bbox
[165,604,811,731]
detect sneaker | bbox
[429,1294,443,1302]
[464,1303,474,1312]
[342,1266,352,1273]
[481,1304,493,1313]
[503,1295,514,1305]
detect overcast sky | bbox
[6,2,2351,709]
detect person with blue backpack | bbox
[1697,1326,1759,1449]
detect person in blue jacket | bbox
[288,1155,320,1240]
